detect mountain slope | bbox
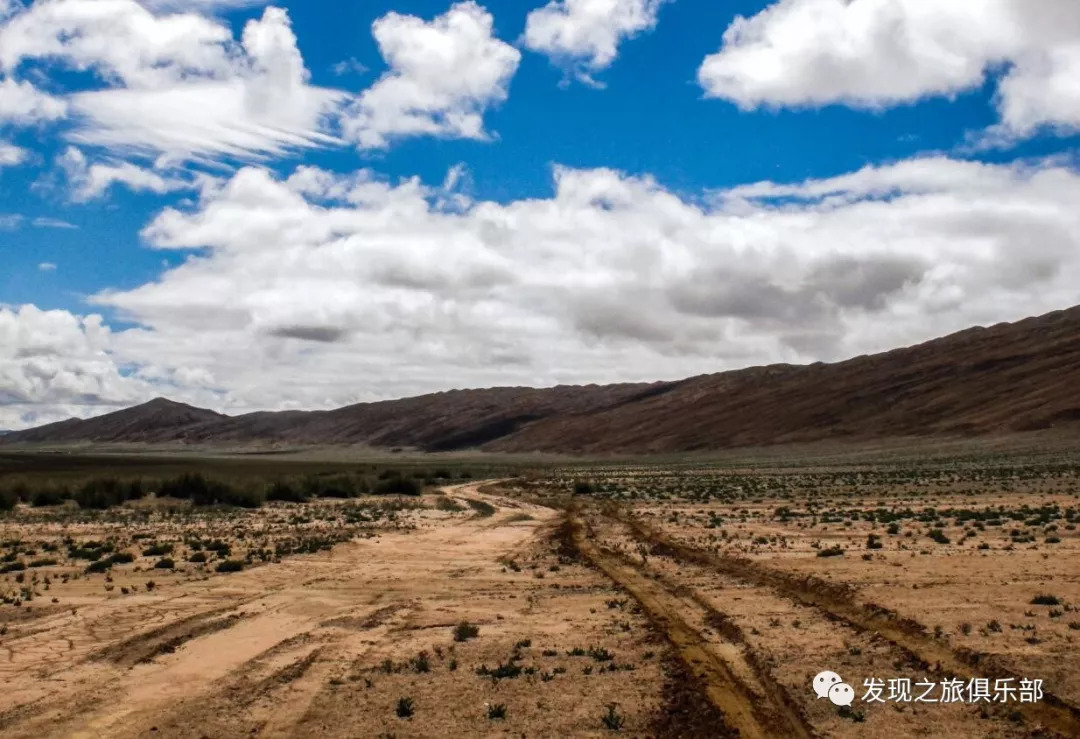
[4,398,227,444]
[4,306,1079,453]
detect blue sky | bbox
[1,0,1079,428]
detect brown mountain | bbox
[5,306,1080,453]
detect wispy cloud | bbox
[32,216,77,230]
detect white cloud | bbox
[0,141,25,166]
[57,146,208,201]
[0,76,67,124]
[698,0,1080,139]
[0,2,344,161]
[0,154,1047,425]
[33,217,76,229]
[524,0,664,83]
[341,2,521,149]
[37,261,56,270]
[0,213,22,229]
[0,303,227,428]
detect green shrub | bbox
[266,480,307,503]
[453,621,480,642]
[373,476,422,496]
[396,697,414,719]
[573,479,595,496]
[487,703,507,720]
[928,529,951,545]
[31,487,71,507]
[154,558,175,570]
[1031,594,1061,606]
[601,704,625,731]
[215,560,244,573]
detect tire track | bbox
[566,510,815,739]
[615,507,1080,738]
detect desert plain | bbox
[0,443,1079,738]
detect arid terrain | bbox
[1,448,1079,737]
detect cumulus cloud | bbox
[0,141,25,166]
[0,2,343,161]
[698,0,1080,139]
[341,2,521,149]
[524,0,664,83]
[0,76,67,124]
[0,303,229,429]
[0,305,138,428]
[0,155,1040,426]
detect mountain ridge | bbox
[4,306,1079,453]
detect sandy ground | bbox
[0,485,666,738]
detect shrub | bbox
[928,529,951,545]
[85,560,111,574]
[411,651,430,673]
[142,543,173,557]
[266,480,306,503]
[601,704,625,731]
[573,479,595,496]
[1031,594,1061,606]
[465,499,496,517]
[154,558,176,570]
[487,703,507,720]
[109,551,135,565]
[188,552,208,563]
[817,545,844,558]
[0,487,18,511]
[29,558,58,568]
[31,487,70,507]
[373,475,422,496]
[215,560,244,573]
[74,478,129,509]
[453,621,479,642]
[866,534,883,550]
[396,697,414,719]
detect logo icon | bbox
[814,670,855,706]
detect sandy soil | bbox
[0,485,666,738]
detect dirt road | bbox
[0,484,587,738]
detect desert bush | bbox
[601,704,625,731]
[1031,594,1061,606]
[154,558,175,569]
[487,703,507,720]
[817,545,844,558]
[31,487,71,507]
[74,478,129,509]
[188,552,208,563]
[396,697,414,718]
[373,475,422,496]
[573,479,595,496]
[453,621,479,642]
[266,480,307,503]
[928,529,951,545]
[465,499,496,517]
[215,559,244,573]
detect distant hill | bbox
[4,306,1080,454]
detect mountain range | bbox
[4,306,1079,454]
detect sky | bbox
[1,0,1079,429]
